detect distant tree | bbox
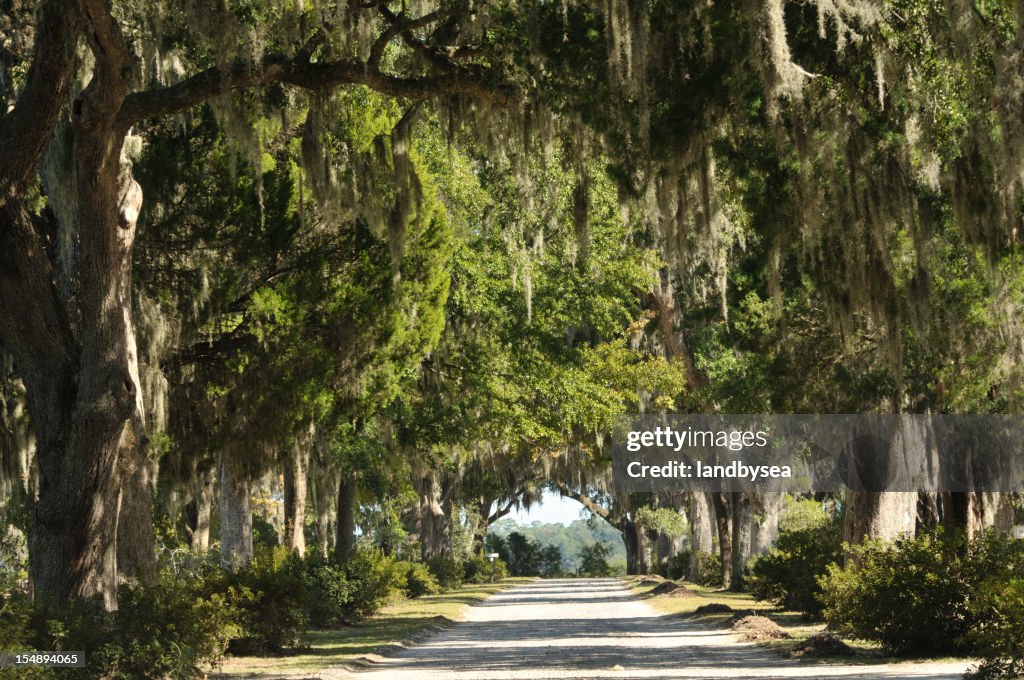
[578,542,614,578]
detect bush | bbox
[221,547,311,655]
[402,561,441,597]
[426,556,464,590]
[692,551,722,587]
[664,551,688,580]
[747,513,842,615]
[343,549,407,620]
[27,565,240,679]
[305,557,354,628]
[578,542,613,577]
[463,554,508,583]
[967,578,1024,679]
[818,529,1023,656]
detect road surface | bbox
[350,578,971,680]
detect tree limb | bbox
[0,0,79,198]
[118,54,511,127]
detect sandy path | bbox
[350,578,971,680]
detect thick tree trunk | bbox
[117,424,155,581]
[219,444,252,567]
[710,491,732,588]
[634,522,651,575]
[188,467,215,552]
[335,474,357,563]
[419,474,450,560]
[942,492,1014,539]
[843,491,917,546]
[283,434,310,554]
[729,492,752,592]
[750,492,782,556]
[621,517,640,575]
[688,493,714,581]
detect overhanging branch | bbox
[118,54,510,127]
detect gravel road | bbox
[352,578,971,680]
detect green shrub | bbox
[818,529,1023,656]
[426,556,464,590]
[692,551,722,587]
[464,554,508,583]
[664,551,688,580]
[305,557,353,628]
[578,542,613,577]
[967,578,1024,679]
[747,513,842,615]
[343,549,407,620]
[402,561,441,597]
[221,547,311,655]
[30,565,240,679]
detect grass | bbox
[624,577,945,665]
[215,577,532,677]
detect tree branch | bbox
[556,484,611,520]
[118,54,510,127]
[0,1,79,197]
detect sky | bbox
[509,489,591,526]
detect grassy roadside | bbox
[624,577,964,666]
[215,577,532,677]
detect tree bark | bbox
[116,422,155,581]
[750,492,782,556]
[688,492,714,582]
[219,444,252,567]
[710,491,732,588]
[843,491,917,546]
[418,474,451,560]
[188,467,215,552]
[335,473,357,563]
[283,430,311,554]
[729,492,752,592]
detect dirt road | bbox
[351,578,971,680]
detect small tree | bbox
[578,542,613,577]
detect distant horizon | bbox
[505,490,590,527]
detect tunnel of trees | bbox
[2,0,1024,676]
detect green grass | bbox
[215,578,532,677]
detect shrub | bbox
[221,547,311,655]
[664,551,688,580]
[578,542,613,577]
[747,512,842,615]
[426,556,464,590]
[343,549,407,620]
[32,565,240,679]
[463,554,508,583]
[818,529,1023,656]
[305,557,353,628]
[967,578,1024,679]
[692,551,722,587]
[402,561,441,597]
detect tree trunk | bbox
[188,467,215,552]
[419,474,450,560]
[729,492,752,592]
[621,516,640,575]
[688,493,714,582]
[843,491,917,546]
[750,492,782,556]
[942,492,1014,539]
[219,444,252,567]
[116,424,155,581]
[634,522,651,575]
[335,473,357,563]
[283,434,311,554]
[710,491,732,588]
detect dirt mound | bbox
[731,615,790,641]
[789,632,854,658]
[694,603,733,615]
[634,575,665,585]
[649,581,695,596]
